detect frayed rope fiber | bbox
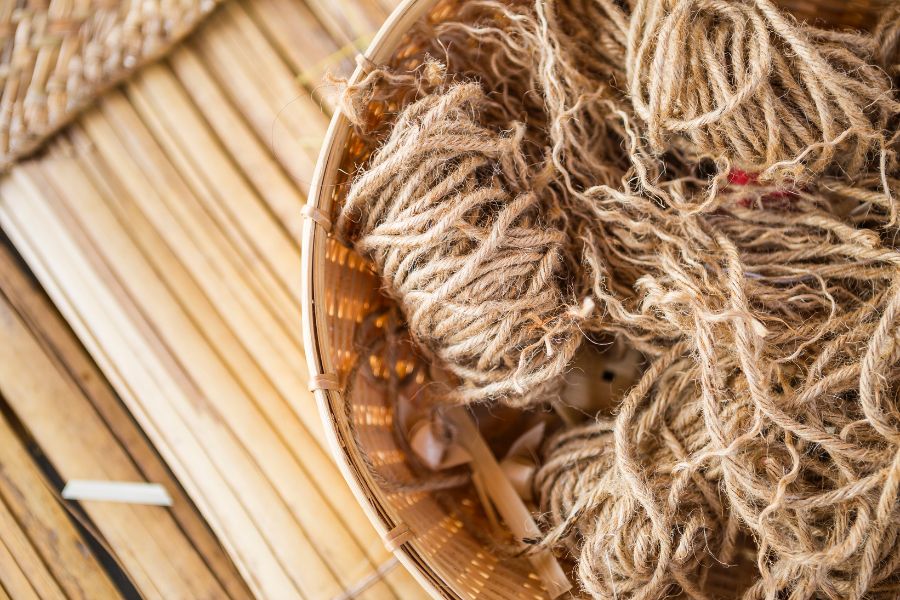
[336,0,900,598]
[623,0,900,181]
[338,82,588,406]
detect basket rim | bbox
[299,1,457,599]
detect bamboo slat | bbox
[0,240,248,599]
[240,0,353,107]
[190,5,328,191]
[0,165,311,599]
[128,65,300,315]
[0,0,428,596]
[0,408,115,600]
[124,67,300,342]
[168,47,307,239]
[0,0,423,599]
[0,488,67,600]
[0,528,42,600]
[379,0,405,12]
[304,0,388,47]
[44,119,389,597]
[0,236,252,600]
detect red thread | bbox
[728,169,798,208]
[728,169,757,186]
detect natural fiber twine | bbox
[338,80,588,405]
[875,4,900,78]
[623,0,899,181]
[535,345,747,600]
[337,0,900,598]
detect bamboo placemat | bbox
[0,234,252,599]
[0,0,425,597]
[0,405,116,600]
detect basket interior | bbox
[313,1,891,598]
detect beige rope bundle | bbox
[338,82,586,405]
[338,0,900,597]
[875,4,900,78]
[557,53,900,600]
[623,0,899,180]
[535,347,746,600]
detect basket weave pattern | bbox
[0,0,218,168]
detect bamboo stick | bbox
[0,494,66,600]
[119,72,316,419]
[377,0,405,14]
[126,65,300,330]
[64,114,421,597]
[168,46,306,239]
[0,171,305,599]
[0,209,258,599]
[59,128,330,501]
[0,237,252,600]
[0,578,13,600]
[303,0,387,48]
[52,124,397,584]
[8,140,405,598]
[447,410,571,598]
[241,0,343,73]
[239,0,352,108]
[41,165,347,597]
[79,80,395,550]
[93,93,305,372]
[0,408,117,599]
[0,530,41,600]
[190,6,328,187]
[84,83,394,559]
[221,5,335,145]
[77,99,320,450]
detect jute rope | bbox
[875,4,900,78]
[622,0,899,181]
[338,0,900,597]
[534,346,746,600]
[338,81,588,405]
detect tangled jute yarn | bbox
[337,82,588,405]
[393,0,900,209]
[875,3,900,79]
[337,0,900,598]
[536,3,900,596]
[535,345,748,600]
[622,0,898,180]
[537,5,900,598]
[412,0,900,192]
[537,148,900,599]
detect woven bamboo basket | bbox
[301,0,889,598]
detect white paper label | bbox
[62,481,172,506]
